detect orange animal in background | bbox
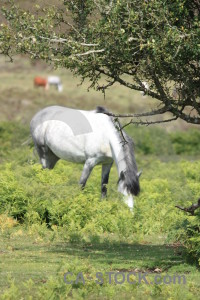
[34,77,49,90]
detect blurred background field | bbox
[1,54,200,131]
[0,54,161,124]
[0,54,200,299]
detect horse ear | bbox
[137,171,142,178]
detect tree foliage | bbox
[0,0,200,124]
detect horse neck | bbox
[109,131,128,176]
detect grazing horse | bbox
[34,77,48,90]
[30,106,141,209]
[47,76,63,92]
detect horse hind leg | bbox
[101,162,113,198]
[45,148,59,169]
[35,145,59,169]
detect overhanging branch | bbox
[175,198,200,216]
[121,116,178,128]
[104,105,170,118]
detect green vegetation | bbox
[0,121,200,299]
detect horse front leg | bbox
[79,159,96,189]
[101,162,113,198]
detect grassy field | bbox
[0,226,199,300]
[0,55,200,299]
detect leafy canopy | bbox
[0,0,200,124]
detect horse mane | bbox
[96,105,140,195]
[96,106,110,114]
[120,131,140,195]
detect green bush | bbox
[125,125,200,156]
[1,156,200,263]
[1,121,200,264]
[0,161,135,238]
[0,163,28,220]
[170,129,200,155]
[0,122,30,160]
[126,126,174,155]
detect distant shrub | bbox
[126,126,174,155]
[0,122,30,160]
[170,129,200,155]
[126,126,200,156]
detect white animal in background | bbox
[47,76,63,92]
[140,81,149,97]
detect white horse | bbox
[47,76,63,92]
[140,81,149,96]
[30,106,141,210]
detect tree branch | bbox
[96,68,162,100]
[103,105,170,118]
[74,49,105,56]
[175,198,200,216]
[38,36,99,46]
[121,116,178,128]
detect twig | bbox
[74,49,105,57]
[122,116,178,127]
[175,198,200,215]
[103,105,169,118]
[38,36,99,46]
[21,136,32,146]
